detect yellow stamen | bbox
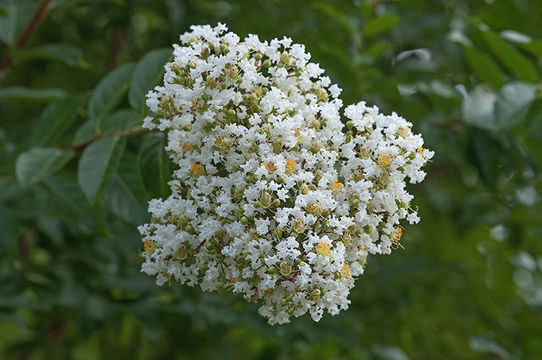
[392,227,404,249]
[417,147,427,160]
[266,162,277,174]
[215,136,223,145]
[342,265,351,278]
[285,160,296,174]
[191,163,205,176]
[230,276,236,283]
[317,242,332,257]
[331,178,343,192]
[378,153,392,166]
[144,239,153,251]
[183,142,194,152]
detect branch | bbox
[68,127,148,151]
[0,0,53,82]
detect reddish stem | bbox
[0,0,53,83]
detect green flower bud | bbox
[280,261,292,276]
[292,219,305,233]
[175,244,187,260]
[309,288,321,301]
[245,173,257,183]
[280,51,290,66]
[272,137,283,153]
[260,191,272,208]
[272,227,283,240]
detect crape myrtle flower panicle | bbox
[138,23,433,325]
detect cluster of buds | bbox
[139,24,433,324]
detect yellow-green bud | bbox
[280,261,292,276]
[260,191,272,208]
[309,288,321,301]
[292,219,305,233]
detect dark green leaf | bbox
[31,93,87,146]
[461,45,506,87]
[519,40,542,57]
[129,48,171,112]
[101,109,141,134]
[494,82,535,130]
[363,13,400,37]
[88,63,135,132]
[77,136,126,202]
[480,29,538,83]
[0,0,35,45]
[104,152,148,224]
[519,99,542,134]
[462,85,497,130]
[138,133,172,199]
[467,130,503,189]
[13,43,90,68]
[0,205,18,255]
[0,87,66,101]
[72,119,97,146]
[15,147,73,184]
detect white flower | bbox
[139,23,433,325]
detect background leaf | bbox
[77,136,126,202]
[480,28,538,83]
[129,48,171,113]
[88,63,135,133]
[13,43,89,67]
[30,93,87,146]
[461,45,506,88]
[15,147,73,184]
[0,87,66,101]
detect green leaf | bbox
[525,100,542,132]
[0,0,35,46]
[31,93,87,146]
[363,13,400,37]
[480,29,538,83]
[129,48,171,112]
[461,45,506,87]
[519,40,542,57]
[0,205,19,255]
[88,63,135,133]
[77,136,126,202]
[494,82,535,130]
[13,43,90,68]
[138,133,172,199]
[312,2,356,37]
[41,175,101,234]
[15,147,73,184]
[0,86,66,101]
[72,119,97,147]
[467,130,502,189]
[104,152,148,225]
[462,85,497,130]
[101,109,141,134]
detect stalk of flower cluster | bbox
[138,23,433,325]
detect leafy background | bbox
[1,0,542,359]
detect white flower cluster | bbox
[139,23,433,325]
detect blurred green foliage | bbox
[1,0,542,359]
